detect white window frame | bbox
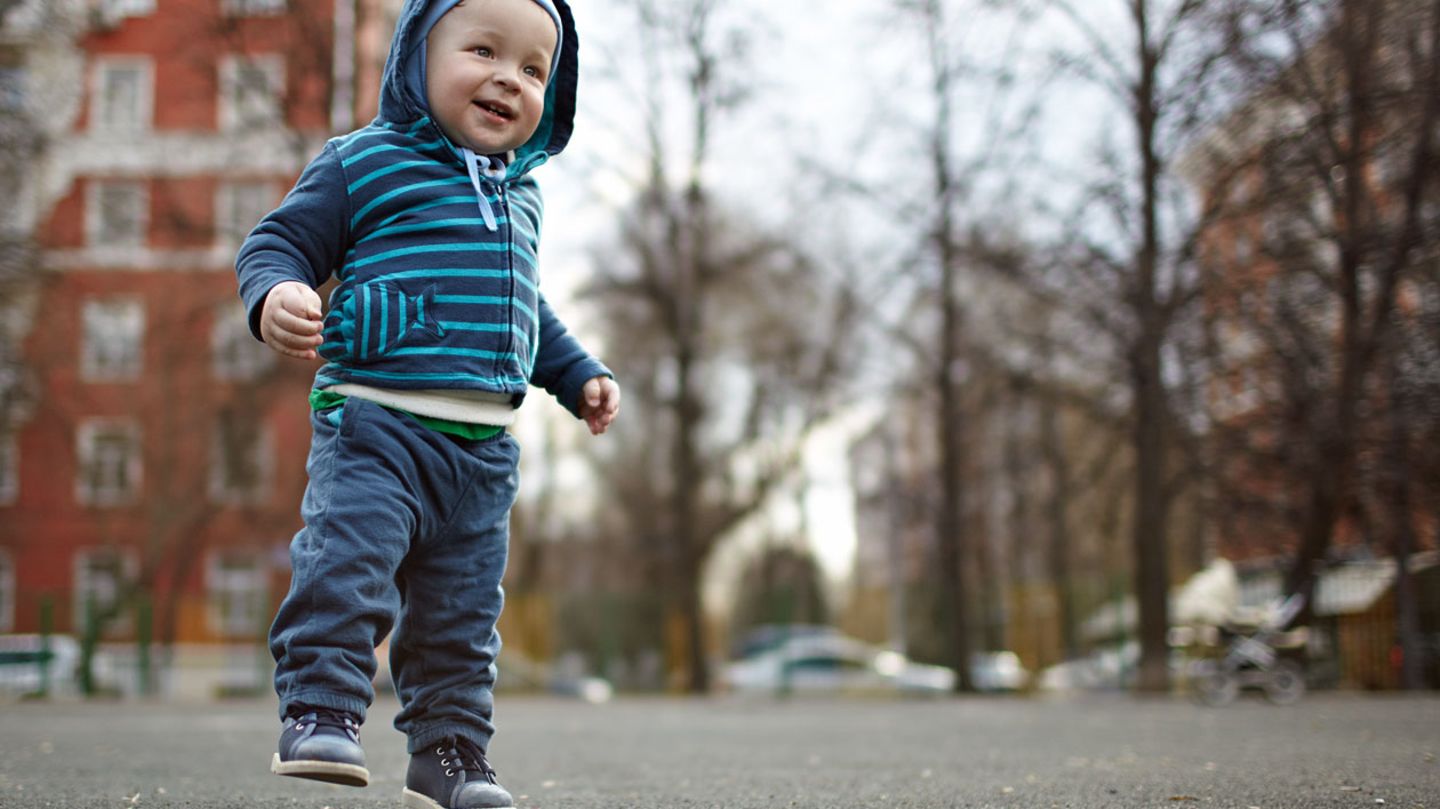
[222,0,286,16]
[91,57,153,133]
[218,55,285,131]
[86,180,148,248]
[214,180,276,245]
[205,550,267,637]
[211,303,274,381]
[0,548,13,633]
[73,547,138,636]
[0,433,16,505]
[209,416,272,505]
[76,419,142,507]
[80,298,145,381]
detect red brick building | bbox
[0,0,394,695]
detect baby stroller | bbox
[1189,593,1309,706]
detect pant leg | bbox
[391,432,519,754]
[268,398,421,721]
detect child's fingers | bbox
[263,331,320,360]
[271,306,324,336]
[274,283,323,319]
[263,318,323,357]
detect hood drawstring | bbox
[461,147,505,232]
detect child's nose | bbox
[493,64,521,88]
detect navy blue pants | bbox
[269,397,519,753]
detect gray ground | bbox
[0,692,1436,808]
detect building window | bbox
[87,180,148,247]
[210,414,271,505]
[92,58,152,132]
[73,548,137,636]
[81,298,145,381]
[212,303,274,380]
[215,181,276,244]
[207,551,267,637]
[76,420,141,506]
[222,0,286,15]
[219,55,284,131]
[0,434,16,505]
[0,549,13,633]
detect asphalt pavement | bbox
[0,692,1436,808]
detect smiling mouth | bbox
[475,101,514,120]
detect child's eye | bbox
[523,65,542,79]
[473,46,493,58]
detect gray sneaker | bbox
[402,737,514,809]
[270,709,369,787]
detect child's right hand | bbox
[260,281,324,360]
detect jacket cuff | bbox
[556,358,613,420]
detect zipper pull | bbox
[461,147,500,232]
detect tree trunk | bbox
[937,321,971,690]
[1131,338,1171,692]
[672,311,709,693]
[1384,357,1424,690]
[1041,393,1080,661]
[1130,0,1171,693]
[922,0,972,692]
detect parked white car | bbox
[720,634,956,695]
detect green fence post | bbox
[37,595,54,698]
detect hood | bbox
[376,0,578,176]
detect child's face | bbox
[425,0,556,155]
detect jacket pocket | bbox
[318,281,445,363]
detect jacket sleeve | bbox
[530,292,613,419]
[235,142,351,341]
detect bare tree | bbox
[1198,0,1440,627]
[1037,0,1232,691]
[0,0,62,476]
[579,0,863,692]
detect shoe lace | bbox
[292,708,359,738]
[438,737,499,784]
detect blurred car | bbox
[720,634,955,695]
[730,624,842,660]
[0,634,81,697]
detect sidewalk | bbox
[1,693,1436,808]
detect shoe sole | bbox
[271,753,370,787]
[402,786,514,809]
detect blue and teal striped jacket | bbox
[235,0,607,419]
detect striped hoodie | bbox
[235,0,608,422]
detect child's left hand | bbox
[579,376,621,435]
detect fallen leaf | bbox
[1169,797,1200,802]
